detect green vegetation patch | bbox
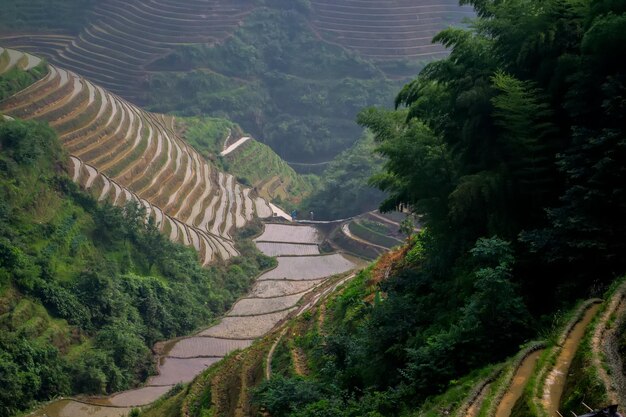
[302,132,386,220]
[0,59,48,101]
[178,115,317,207]
[178,115,240,161]
[223,139,316,207]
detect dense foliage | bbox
[0,119,274,416]
[0,0,96,32]
[362,0,626,304]
[302,132,386,220]
[252,0,626,415]
[144,5,404,162]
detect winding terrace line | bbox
[542,303,602,417]
[0,50,299,262]
[220,136,251,156]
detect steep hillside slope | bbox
[30,222,361,416]
[0,48,283,265]
[138,259,624,417]
[0,118,272,417]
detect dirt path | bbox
[220,136,250,156]
[265,328,288,380]
[291,346,308,376]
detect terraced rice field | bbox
[97,386,173,407]
[255,223,322,244]
[0,34,74,63]
[147,357,221,386]
[249,280,324,298]
[198,309,297,339]
[228,293,305,316]
[164,337,253,358]
[30,400,131,417]
[255,242,320,256]
[259,254,357,281]
[310,0,474,60]
[0,48,286,263]
[0,0,253,103]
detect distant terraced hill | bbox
[0,0,252,103]
[0,47,283,265]
[0,0,475,164]
[1,0,474,97]
[310,0,475,61]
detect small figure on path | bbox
[310,211,314,220]
[291,209,297,221]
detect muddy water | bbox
[496,350,543,417]
[544,304,601,417]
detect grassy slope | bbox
[223,139,317,207]
[177,115,241,161]
[0,118,274,416]
[178,115,317,208]
[138,260,499,417]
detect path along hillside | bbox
[0,47,286,265]
[157,282,624,417]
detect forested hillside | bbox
[0,0,95,32]
[139,0,626,415]
[144,5,402,162]
[0,119,273,416]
